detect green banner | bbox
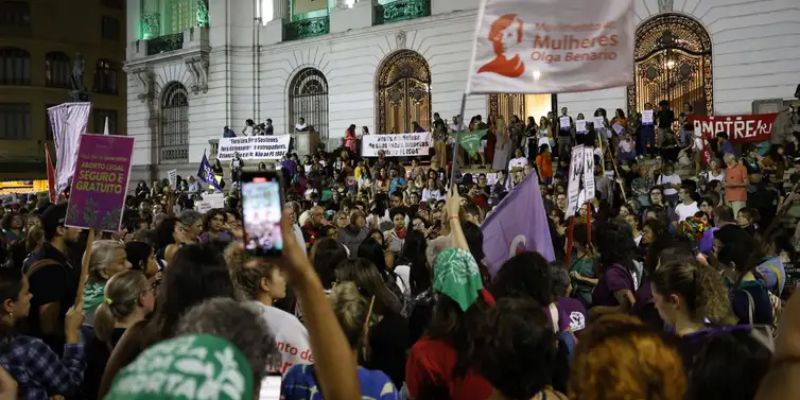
[450,129,487,158]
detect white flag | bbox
[48,102,91,196]
[466,0,634,94]
[103,116,110,135]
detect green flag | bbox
[450,129,487,158]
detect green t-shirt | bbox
[570,256,596,305]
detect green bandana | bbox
[450,130,488,158]
[105,334,254,400]
[433,248,484,312]
[83,281,105,315]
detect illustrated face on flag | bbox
[467,0,635,94]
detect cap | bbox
[40,203,68,238]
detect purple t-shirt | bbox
[556,297,587,332]
[592,264,636,307]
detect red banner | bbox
[690,113,778,144]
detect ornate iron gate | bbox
[628,14,713,115]
[160,82,189,162]
[289,67,329,141]
[377,50,431,134]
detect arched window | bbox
[288,68,329,140]
[0,48,31,85]
[376,50,431,134]
[93,59,118,94]
[45,52,71,88]
[160,82,189,162]
[628,14,713,115]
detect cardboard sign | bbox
[362,132,431,157]
[217,135,291,160]
[565,145,596,218]
[167,169,177,187]
[642,110,654,125]
[65,134,134,231]
[689,113,778,144]
[593,116,605,128]
[612,122,624,135]
[576,119,587,133]
[195,192,225,214]
[559,116,571,129]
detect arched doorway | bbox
[160,82,189,162]
[288,67,329,140]
[377,50,431,134]
[628,14,713,115]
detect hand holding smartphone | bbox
[241,171,285,256]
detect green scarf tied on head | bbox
[105,334,254,400]
[434,248,484,312]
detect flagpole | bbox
[450,92,467,186]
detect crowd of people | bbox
[0,102,799,399]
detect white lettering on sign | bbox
[217,135,291,160]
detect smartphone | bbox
[241,171,285,256]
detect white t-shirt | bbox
[253,302,312,375]
[508,157,528,171]
[675,201,700,222]
[657,173,682,196]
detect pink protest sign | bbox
[65,134,134,231]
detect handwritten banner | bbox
[361,132,431,157]
[66,134,134,231]
[690,114,778,144]
[217,135,291,160]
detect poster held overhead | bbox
[466,0,635,94]
[65,134,134,232]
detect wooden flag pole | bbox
[450,93,468,186]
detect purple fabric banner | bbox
[65,134,134,231]
[480,173,555,277]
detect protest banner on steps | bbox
[689,113,778,144]
[65,134,134,231]
[362,132,432,157]
[217,135,291,160]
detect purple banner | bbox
[481,173,555,277]
[65,134,134,231]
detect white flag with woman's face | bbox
[466,0,635,94]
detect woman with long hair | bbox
[336,258,408,387]
[589,220,640,319]
[715,226,773,325]
[0,268,85,399]
[233,257,310,375]
[281,282,400,399]
[84,270,154,400]
[395,230,430,299]
[651,259,736,364]
[97,244,237,397]
[310,237,349,290]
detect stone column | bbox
[274,0,288,20]
[127,0,142,42]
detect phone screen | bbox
[242,174,283,255]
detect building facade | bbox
[0,0,127,180]
[123,0,800,181]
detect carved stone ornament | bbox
[396,30,407,49]
[184,54,209,94]
[126,65,154,102]
[658,0,674,13]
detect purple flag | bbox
[480,173,555,277]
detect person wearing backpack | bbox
[21,203,82,354]
[715,225,773,326]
